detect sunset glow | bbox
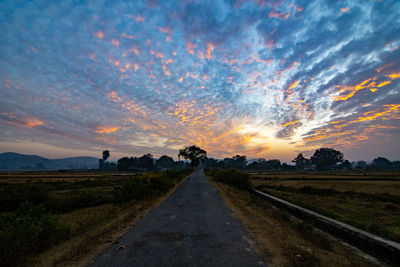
[0,0,399,161]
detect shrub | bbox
[0,201,69,266]
[113,170,190,203]
[210,168,252,190]
[0,184,50,212]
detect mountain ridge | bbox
[0,152,99,170]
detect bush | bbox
[0,201,69,266]
[113,170,190,203]
[0,184,50,212]
[210,168,252,190]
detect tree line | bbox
[98,146,400,171]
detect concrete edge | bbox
[253,189,400,266]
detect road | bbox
[90,170,266,267]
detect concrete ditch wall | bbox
[253,189,400,266]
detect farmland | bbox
[0,170,191,266]
[248,170,400,243]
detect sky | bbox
[0,0,399,162]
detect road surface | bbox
[90,170,266,266]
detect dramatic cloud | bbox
[0,0,399,161]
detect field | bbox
[248,170,400,243]
[208,177,378,266]
[0,170,191,266]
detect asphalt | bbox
[90,170,266,267]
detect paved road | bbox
[90,170,266,267]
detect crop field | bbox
[250,171,400,243]
[0,170,190,266]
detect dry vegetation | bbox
[0,170,191,266]
[210,178,379,267]
[250,171,400,243]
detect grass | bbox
[0,169,191,266]
[251,171,400,243]
[209,178,379,267]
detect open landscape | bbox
[249,171,400,243]
[1,0,400,266]
[0,170,191,266]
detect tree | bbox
[102,150,110,161]
[265,159,281,170]
[292,153,310,170]
[138,154,155,170]
[371,157,391,170]
[355,160,367,169]
[203,157,219,168]
[178,145,207,168]
[156,155,175,170]
[230,155,247,169]
[117,157,131,171]
[310,148,344,170]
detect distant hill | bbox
[0,152,99,171]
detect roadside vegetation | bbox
[0,169,191,266]
[206,170,378,266]
[253,174,400,243]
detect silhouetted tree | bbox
[230,155,247,169]
[178,145,207,168]
[117,157,130,171]
[371,157,391,170]
[156,155,174,169]
[292,153,310,170]
[310,148,344,170]
[103,150,110,161]
[355,160,367,169]
[265,159,281,170]
[138,154,155,170]
[203,157,219,168]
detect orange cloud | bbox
[95,126,120,134]
[158,26,170,34]
[131,47,140,56]
[121,33,135,39]
[269,11,290,20]
[134,63,139,71]
[155,52,164,58]
[340,7,349,13]
[162,65,171,76]
[165,58,173,64]
[95,31,104,39]
[107,91,121,102]
[334,72,398,101]
[281,120,299,127]
[186,42,196,55]
[26,118,43,127]
[376,63,393,72]
[350,104,400,123]
[377,81,391,87]
[112,39,119,47]
[287,80,299,92]
[89,54,96,62]
[205,43,215,60]
[135,14,145,22]
[387,72,400,79]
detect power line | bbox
[0,114,105,146]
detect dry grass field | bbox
[210,179,379,267]
[0,170,191,266]
[249,171,400,243]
